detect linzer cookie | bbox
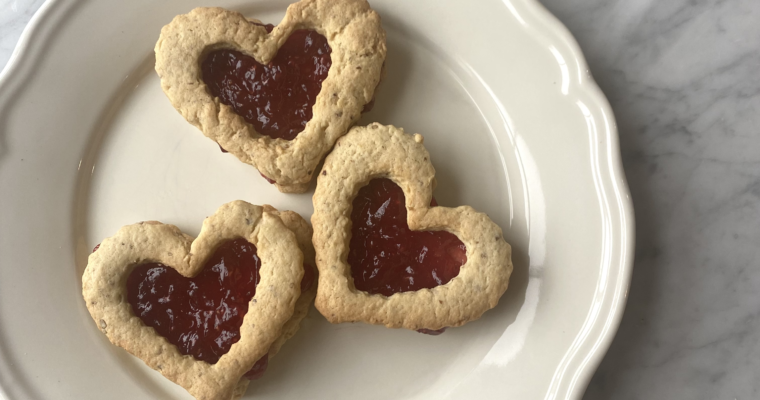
[82,201,316,400]
[311,124,513,332]
[155,0,386,193]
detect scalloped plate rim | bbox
[0,1,634,399]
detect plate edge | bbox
[0,0,60,108]
[516,0,636,399]
[0,1,636,399]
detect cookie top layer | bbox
[311,123,513,330]
[266,208,317,359]
[155,0,386,193]
[82,201,309,400]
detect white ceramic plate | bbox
[0,0,633,399]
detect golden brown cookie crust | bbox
[265,208,317,358]
[82,201,311,400]
[155,0,386,193]
[311,123,513,331]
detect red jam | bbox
[348,178,467,297]
[301,262,315,293]
[259,172,276,184]
[243,353,269,380]
[201,24,331,141]
[417,328,447,335]
[126,238,310,379]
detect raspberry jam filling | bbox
[417,328,447,336]
[201,24,331,141]
[348,178,467,297]
[123,238,312,379]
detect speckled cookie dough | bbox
[155,0,386,193]
[82,201,314,400]
[311,123,513,331]
[265,207,317,358]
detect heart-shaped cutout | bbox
[201,24,331,141]
[349,178,467,297]
[127,239,315,380]
[83,202,315,400]
[155,1,386,193]
[312,123,513,331]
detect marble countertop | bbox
[2,0,757,398]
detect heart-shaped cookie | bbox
[155,0,386,193]
[348,177,468,297]
[311,123,513,331]
[82,201,315,400]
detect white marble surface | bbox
[540,0,760,399]
[0,0,45,68]
[1,0,758,398]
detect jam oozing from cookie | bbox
[348,178,467,297]
[417,328,447,335]
[301,262,315,293]
[126,238,309,379]
[201,23,331,141]
[260,172,276,185]
[243,353,269,380]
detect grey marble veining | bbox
[0,0,46,69]
[1,0,759,399]
[540,0,760,398]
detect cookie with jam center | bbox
[155,0,386,193]
[82,201,315,400]
[311,123,513,332]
